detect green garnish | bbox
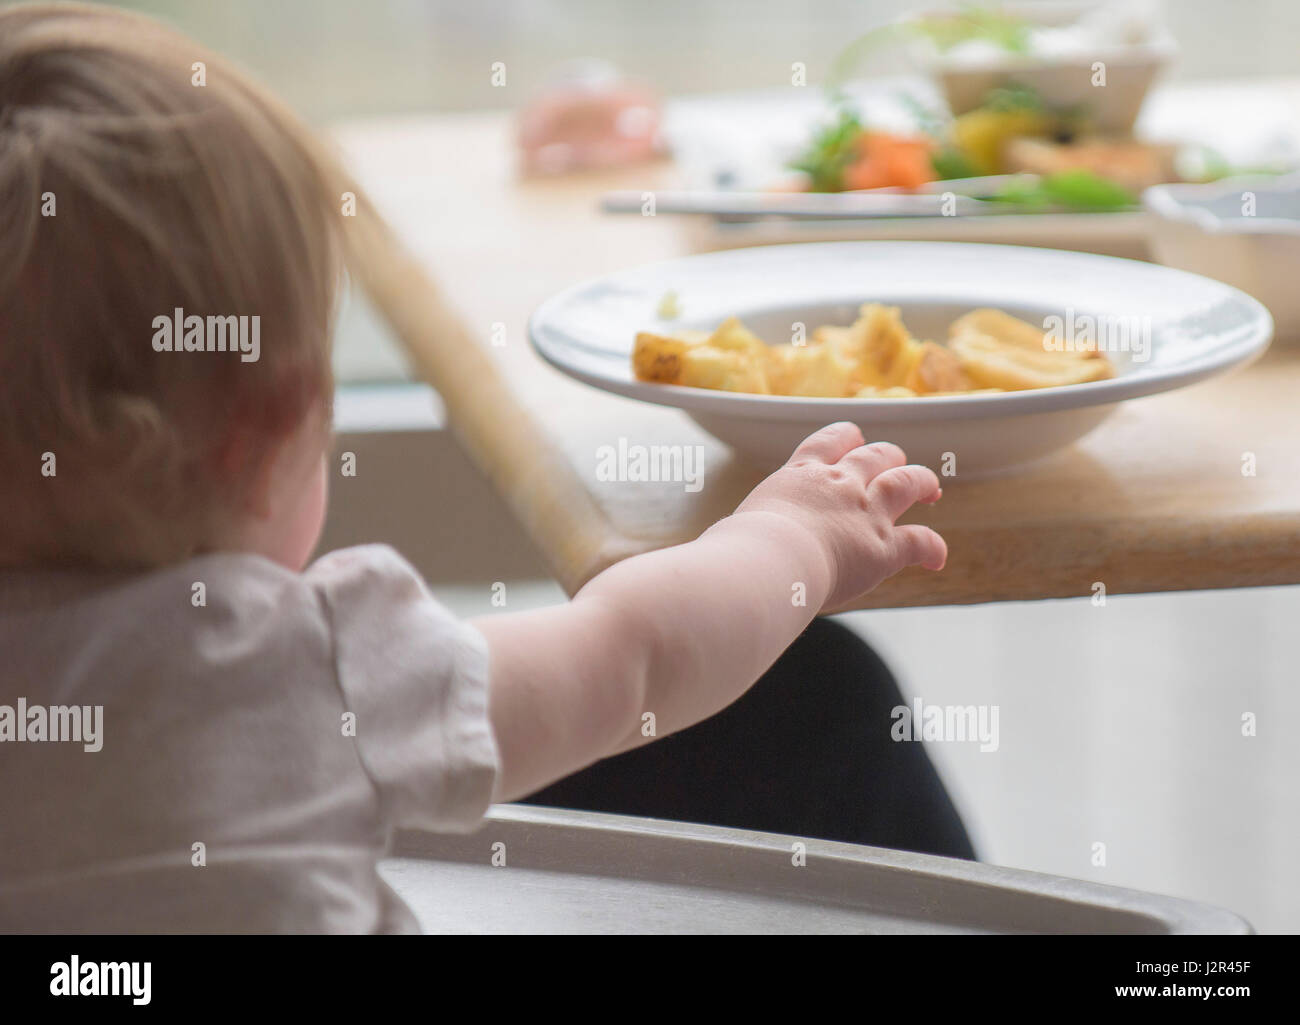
[987,169,1136,211]
[787,106,866,193]
[931,148,981,181]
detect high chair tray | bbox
[384,805,1249,934]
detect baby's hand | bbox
[731,422,946,609]
[482,420,947,798]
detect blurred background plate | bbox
[654,78,1300,256]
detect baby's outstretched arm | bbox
[472,423,946,803]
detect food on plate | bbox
[986,167,1137,210]
[632,305,1114,398]
[947,85,1078,176]
[947,309,1112,390]
[776,6,1295,206]
[1003,136,1180,193]
[844,131,937,191]
[787,20,1211,208]
[788,107,939,194]
[787,84,1153,208]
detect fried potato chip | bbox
[949,331,1114,390]
[949,309,1106,361]
[905,341,972,394]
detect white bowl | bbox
[919,2,1177,134]
[529,242,1272,476]
[1143,172,1300,342]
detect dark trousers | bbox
[521,616,977,860]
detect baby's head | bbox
[0,3,351,570]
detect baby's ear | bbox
[213,420,278,520]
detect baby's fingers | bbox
[893,524,947,572]
[867,464,942,521]
[839,440,907,480]
[788,422,866,466]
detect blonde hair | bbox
[0,2,353,567]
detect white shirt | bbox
[0,544,499,933]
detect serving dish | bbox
[1143,172,1300,341]
[918,0,1177,134]
[529,241,1272,475]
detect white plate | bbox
[529,242,1272,475]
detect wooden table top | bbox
[334,104,1300,610]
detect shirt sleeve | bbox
[306,544,498,832]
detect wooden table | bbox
[334,105,1300,610]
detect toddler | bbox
[0,4,945,932]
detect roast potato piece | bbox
[708,316,769,357]
[678,345,770,394]
[766,342,859,397]
[811,324,850,347]
[841,303,922,388]
[633,329,710,384]
[812,323,893,392]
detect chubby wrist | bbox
[703,507,836,609]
